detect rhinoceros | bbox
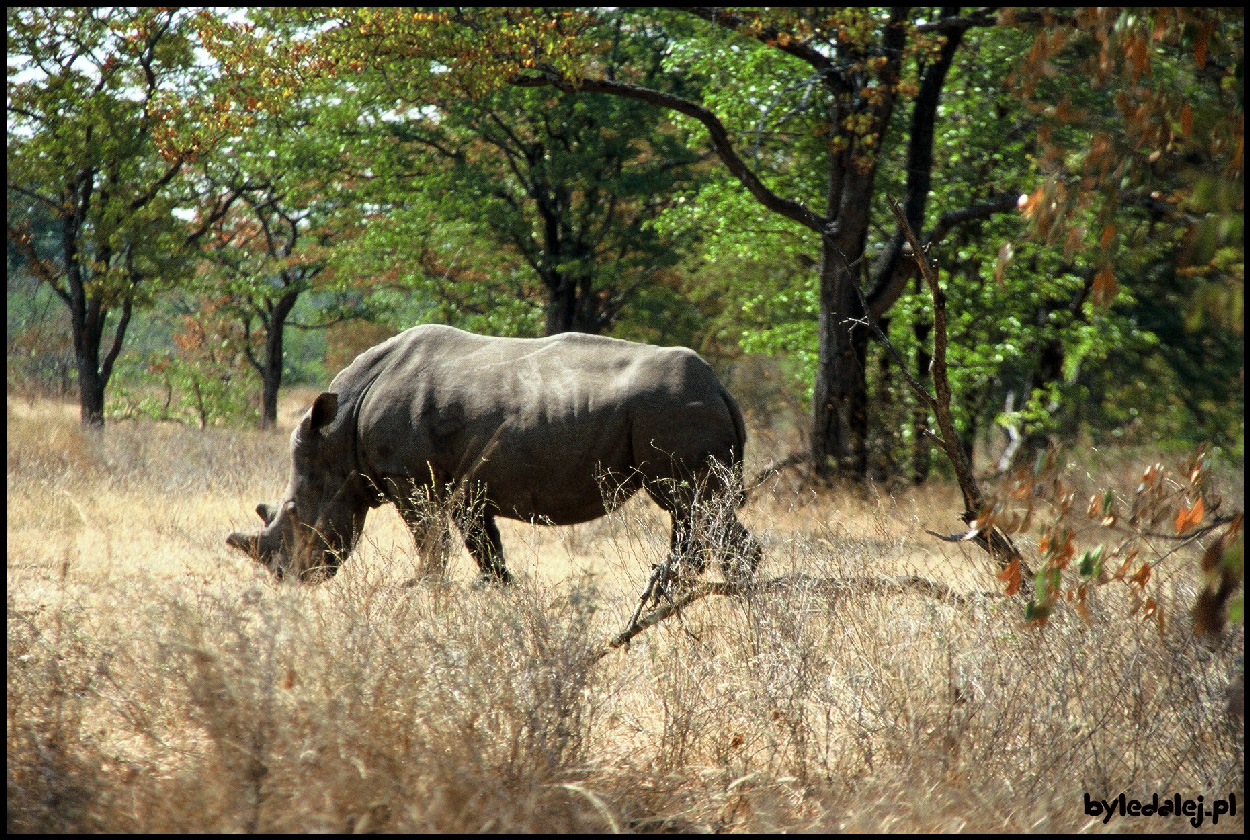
[227,324,761,584]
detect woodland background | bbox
[6,7,1245,833]
[8,8,1243,476]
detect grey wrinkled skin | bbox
[227,324,761,584]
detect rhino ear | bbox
[256,503,276,525]
[309,392,338,433]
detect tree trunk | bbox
[544,271,603,335]
[257,287,299,431]
[811,235,870,480]
[76,357,107,428]
[68,272,131,429]
[259,330,283,431]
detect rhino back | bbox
[346,325,742,523]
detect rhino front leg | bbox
[452,504,513,584]
[397,502,452,579]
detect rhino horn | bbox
[226,531,260,558]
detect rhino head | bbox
[227,392,370,581]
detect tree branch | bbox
[886,196,1027,575]
[510,70,829,235]
[675,7,835,74]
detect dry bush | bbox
[7,395,1244,833]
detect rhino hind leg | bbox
[452,505,513,584]
[647,475,761,584]
[721,517,763,583]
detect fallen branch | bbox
[745,451,808,498]
[593,572,1001,661]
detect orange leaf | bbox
[1151,12,1168,42]
[1180,103,1193,138]
[1129,563,1153,589]
[1114,548,1139,580]
[996,557,1022,596]
[1055,535,1075,570]
[1174,497,1205,534]
[1131,35,1150,80]
[1092,266,1118,306]
[1073,584,1091,623]
[1099,224,1116,249]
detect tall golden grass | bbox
[7,392,1244,832]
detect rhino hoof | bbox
[473,569,515,588]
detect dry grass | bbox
[7,392,1244,833]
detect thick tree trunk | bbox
[544,272,603,335]
[76,358,107,428]
[257,289,300,431]
[811,236,870,481]
[259,326,284,431]
[69,281,131,429]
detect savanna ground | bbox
[7,389,1244,833]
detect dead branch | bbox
[593,572,1002,662]
[885,197,1030,581]
[745,451,808,498]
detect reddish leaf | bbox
[1131,34,1150,80]
[1073,584,1092,623]
[996,557,1022,596]
[1151,12,1168,42]
[1175,497,1205,534]
[1114,548,1139,581]
[1092,266,1118,306]
[1054,533,1075,569]
[1099,223,1116,249]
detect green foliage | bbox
[655,9,1243,468]
[108,353,257,430]
[10,6,1238,455]
[7,8,231,424]
[106,300,257,428]
[7,8,212,305]
[6,273,74,395]
[324,9,706,337]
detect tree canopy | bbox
[7,7,1242,473]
